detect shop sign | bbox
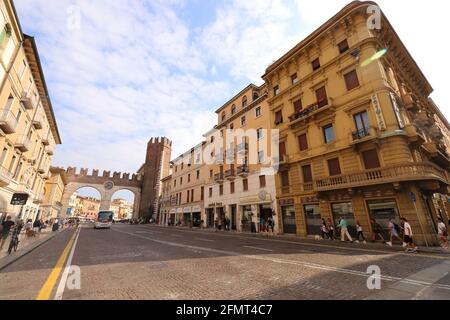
[176,208,183,213]
[170,209,176,214]
[192,205,201,212]
[301,195,320,204]
[390,92,405,129]
[279,199,294,206]
[371,94,386,131]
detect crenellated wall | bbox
[64,167,143,188]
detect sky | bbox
[14,0,450,177]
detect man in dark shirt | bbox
[0,216,15,250]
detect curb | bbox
[0,229,66,271]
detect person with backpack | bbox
[437,218,449,250]
[386,219,406,247]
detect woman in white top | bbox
[401,217,417,253]
[437,218,449,250]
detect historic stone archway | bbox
[60,167,142,219]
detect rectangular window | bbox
[323,124,335,144]
[257,128,263,140]
[219,184,224,196]
[243,179,249,192]
[255,106,262,118]
[180,177,183,185]
[174,180,177,187]
[191,189,194,202]
[210,170,213,178]
[280,171,289,187]
[273,85,280,96]
[8,155,16,173]
[275,110,283,125]
[293,99,302,113]
[196,170,200,180]
[240,116,246,126]
[298,133,308,151]
[187,190,190,203]
[201,187,204,200]
[315,86,328,107]
[14,162,22,179]
[338,39,349,54]
[5,95,14,110]
[291,73,299,85]
[344,70,360,91]
[259,175,266,188]
[362,149,381,169]
[258,151,265,164]
[0,148,8,167]
[279,142,286,161]
[230,182,235,194]
[354,111,370,131]
[188,174,191,183]
[209,188,213,198]
[312,58,321,71]
[327,158,341,176]
[16,110,22,121]
[302,165,313,183]
[17,60,26,78]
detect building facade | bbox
[0,0,61,222]
[110,198,133,220]
[39,167,67,220]
[262,1,450,245]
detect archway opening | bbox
[109,189,135,222]
[68,187,102,221]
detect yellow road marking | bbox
[36,229,78,300]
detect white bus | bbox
[94,211,113,229]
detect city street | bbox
[0,224,450,300]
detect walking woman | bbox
[355,221,366,244]
[401,217,417,253]
[327,218,335,240]
[437,218,449,250]
[320,219,329,240]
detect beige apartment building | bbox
[39,167,67,220]
[263,1,450,244]
[203,84,279,232]
[0,0,61,223]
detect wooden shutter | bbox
[243,179,248,191]
[275,110,283,124]
[293,99,303,113]
[298,134,308,151]
[279,142,286,159]
[312,58,320,70]
[315,86,328,107]
[344,70,360,91]
[230,182,235,194]
[259,175,266,188]
[302,165,313,183]
[281,171,289,187]
[362,149,381,169]
[327,158,341,176]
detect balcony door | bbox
[315,86,328,107]
[354,111,370,137]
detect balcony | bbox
[402,93,418,111]
[315,163,448,192]
[237,165,249,176]
[415,111,432,128]
[224,168,236,180]
[32,118,43,130]
[15,135,32,152]
[0,109,19,134]
[33,193,44,204]
[404,124,426,143]
[215,153,224,164]
[226,148,235,161]
[38,162,50,174]
[41,133,50,146]
[237,142,248,154]
[351,127,378,145]
[422,142,450,167]
[428,125,444,140]
[214,173,224,183]
[20,91,33,110]
[0,166,13,187]
[289,98,334,127]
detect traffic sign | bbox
[10,193,29,206]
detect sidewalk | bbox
[0,228,65,271]
[154,224,450,256]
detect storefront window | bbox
[242,205,253,232]
[282,206,296,234]
[332,202,357,237]
[304,204,321,236]
[367,199,400,239]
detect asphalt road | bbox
[1,224,450,300]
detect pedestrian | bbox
[0,216,15,250]
[401,217,417,253]
[33,219,41,233]
[386,219,405,247]
[327,218,335,240]
[320,219,329,240]
[437,218,449,250]
[260,217,266,233]
[214,218,219,231]
[355,221,366,244]
[337,218,353,243]
[371,219,386,243]
[267,217,275,235]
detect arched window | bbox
[242,96,248,108]
[231,105,236,114]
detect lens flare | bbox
[361,48,388,67]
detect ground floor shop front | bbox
[277,183,450,246]
[160,204,204,228]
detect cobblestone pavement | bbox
[0,224,449,300]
